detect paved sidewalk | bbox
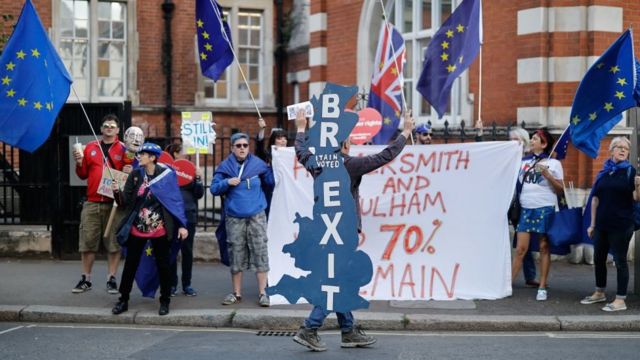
[0,258,638,331]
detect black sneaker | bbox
[72,275,92,293]
[293,326,327,352]
[159,303,170,316]
[341,325,376,348]
[112,301,128,315]
[106,276,119,294]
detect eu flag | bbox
[0,0,72,152]
[552,127,571,160]
[196,0,234,81]
[416,0,481,118]
[368,24,406,145]
[569,29,639,158]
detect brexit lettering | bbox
[266,83,373,313]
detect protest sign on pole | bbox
[267,141,521,304]
[181,111,216,168]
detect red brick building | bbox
[3,0,640,190]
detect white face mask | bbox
[124,127,145,152]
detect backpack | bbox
[625,167,640,231]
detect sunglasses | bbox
[102,124,118,129]
[234,143,249,149]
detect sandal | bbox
[602,302,627,312]
[580,294,607,305]
[222,293,242,305]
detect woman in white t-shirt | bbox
[511,128,564,302]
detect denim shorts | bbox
[516,206,555,234]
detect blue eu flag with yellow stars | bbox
[196,0,234,81]
[569,29,640,159]
[416,0,481,119]
[0,0,72,153]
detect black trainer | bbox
[112,301,128,315]
[106,276,118,294]
[341,325,376,348]
[159,303,170,316]
[72,275,92,293]
[293,326,327,352]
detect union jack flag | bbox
[368,23,405,145]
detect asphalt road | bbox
[1,322,639,360]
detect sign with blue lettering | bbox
[180,111,216,154]
[266,83,373,313]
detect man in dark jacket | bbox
[292,109,415,351]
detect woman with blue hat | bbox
[110,142,188,316]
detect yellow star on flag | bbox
[200,52,208,60]
[596,63,604,69]
[6,89,15,97]
[395,110,401,117]
[197,19,204,28]
[614,91,625,100]
[46,102,53,110]
[18,98,27,106]
[617,77,627,86]
[447,64,457,73]
[441,41,449,49]
[145,246,153,256]
[6,62,15,71]
[379,61,385,70]
[33,101,42,110]
[204,43,213,52]
[1,76,11,85]
[446,30,454,38]
[202,31,210,40]
[383,117,391,125]
[589,112,597,121]
[604,102,614,112]
[572,115,580,125]
[16,50,26,60]
[391,67,398,75]
[456,24,465,33]
[440,52,449,61]
[609,65,620,74]
[31,48,40,58]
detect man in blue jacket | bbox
[211,132,275,307]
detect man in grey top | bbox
[291,109,415,352]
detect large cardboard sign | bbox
[97,166,129,199]
[266,83,372,313]
[181,111,216,155]
[268,141,521,303]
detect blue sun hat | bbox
[138,142,162,156]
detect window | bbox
[199,1,274,108]
[362,0,470,125]
[56,0,128,102]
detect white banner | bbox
[268,141,521,302]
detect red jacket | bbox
[76,138,126,203]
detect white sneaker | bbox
[536,289,547,301]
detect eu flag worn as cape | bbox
[196,0,234,81]
[0,0,72,152]
[416,0,481,119]
[132,164,187,298]
[569,29,640,158]
[368,23,405,145]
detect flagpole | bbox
[478,45,483,130]
[377,0,414,144]
[207,0,263,122]
[548,124,570,159]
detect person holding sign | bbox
[210,133,275,307]
[111,143,188,316]
[165,143,205,297]
[292,109,414,351]
[511,128,563,302]
[256,118,288,165]
[72,114,131,295]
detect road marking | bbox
[29,324,256,334]
[0,326,24,335]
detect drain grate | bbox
[256,330,297,337]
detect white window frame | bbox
[357,0,472,127]
[52,0,135,103]
[196,0,274,109]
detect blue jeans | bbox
[522,249,536,281]
[171,222,196,289]
[304,305,354,332]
